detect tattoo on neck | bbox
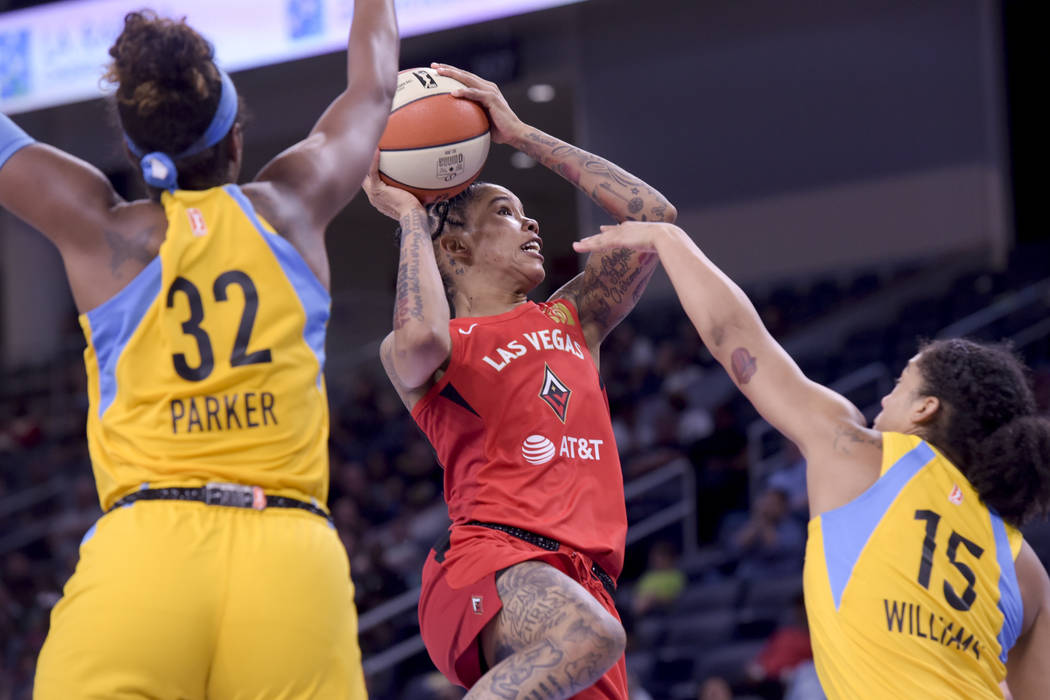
[731,347,758,384]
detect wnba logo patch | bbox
[471,595,484,615]
[187,208,208,237]
[948,484,963,505]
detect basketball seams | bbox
[380,94,488,150]
[389,92,448,116]
[379,132,491,154]
[378,66,491,204]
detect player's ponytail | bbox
[968,415,1050,525]
[104,11,242,193]
[917,338,1050,527]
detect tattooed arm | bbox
[574,222,882,517]
[431,63,675,357]
[363,158,451,401]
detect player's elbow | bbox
[373,64,398,106]
[658,201,678,224]
[344,70,396,115]
[391,327,449,388]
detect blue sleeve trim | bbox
[991,513,1023,662]
[822,440,935,609]
[79,521,98,546]
[85,257,163,416]
[1,113,34,171]
[223,185,330,387]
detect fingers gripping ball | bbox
[378,68,491,204]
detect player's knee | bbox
[596,612,626,665]
[568,605,625,676]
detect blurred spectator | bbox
[692,404,750,542]
[627,670,655,700]
[782,662,825,700]
[631,540,686,617]
[765,443,809,519]
[352,540,409,614]
[722,488,804,577]
[399,671,464,700]
[742,594,815,699]
[698,676,735,700]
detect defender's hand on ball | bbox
[574,222,680,254]
[364,152,425,221]
[431,63,522,145]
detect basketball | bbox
[378,67,491,204]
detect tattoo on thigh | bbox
[497,565,579,646]
[564,651,609,691]
[488,640,564,700]
[564,618,611,648]
[532,674,566,699]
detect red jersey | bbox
[411,299,627,578]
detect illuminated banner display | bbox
[0,0,585,114]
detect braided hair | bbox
[393,182,491,316]
[104,11,242,194]
[916,338,1050,526]
[392,182,490,245]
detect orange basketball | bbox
[378,68,491,205]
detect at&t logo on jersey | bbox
[522,435,556,465]
[521,434,605,466]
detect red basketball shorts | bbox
[417,525,627,699]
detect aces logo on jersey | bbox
[539,364,571,422]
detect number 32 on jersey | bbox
[166,269,272,382]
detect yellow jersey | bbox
[805,432,1024,699]
[79,185,330,510]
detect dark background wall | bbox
[0,0,1022,368]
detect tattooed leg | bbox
[464,561,625,700]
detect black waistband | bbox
[465,520,616,595]
[108,484,333,525]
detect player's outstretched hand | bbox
[362,151,426,221]
[573,222,683,254]
[431,63,521,145]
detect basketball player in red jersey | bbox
[363,64,676,699]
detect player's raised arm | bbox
[575,222,878,515]
[363,157,451,399]
[432,63,675,356]
[252,0,398,234]
[0,116,127,259]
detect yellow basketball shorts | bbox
[34,500,366,699]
